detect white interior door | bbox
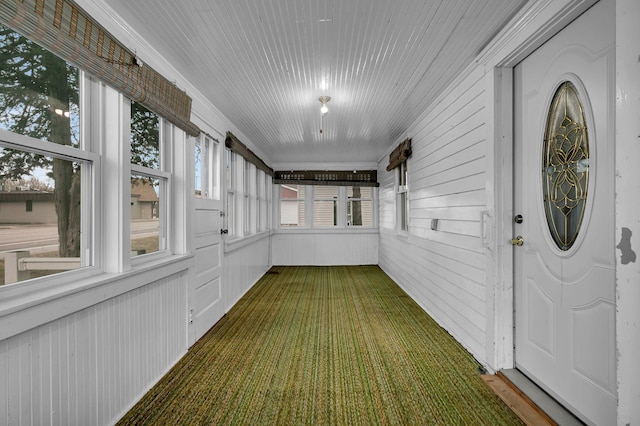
[189,201,224,345]
[513,1,616,425]
[188,136,225,346]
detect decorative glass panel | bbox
[542,81,589,251]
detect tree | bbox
[0,24,80,257]
[130,101,160,169]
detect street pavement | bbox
[0,220,159,258]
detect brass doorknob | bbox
[510,236,524,246]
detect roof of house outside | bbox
[131,180,159,202]
[0,192,55,202]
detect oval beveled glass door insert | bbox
[542,81,589,251]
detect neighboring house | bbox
[0,191,56,224]
[0,181,157,225]
[130,180,159,220]
[279,185,303,226]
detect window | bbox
[397,160,409,232]
[256,169,264,232]
[277,184,377,230]
[347,187,373,227]
[130,102,167,257]
[265,174,272,231]
[280,184,305,227]
[0,25,93,285]
[225,149,236,237]
[543,81,589,251]
[195,134,220,200]
[313,186,338,227]
[243,160,252,235]
[195,138,204,197]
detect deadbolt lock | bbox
[510,235,524,246]
[514,214,523,224]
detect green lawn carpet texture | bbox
[118,265,521,425]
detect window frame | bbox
[279,184,307,228]
[396,160,409,234]
[312,185,339,227]
[225,148,237,238]
[243,160,253,236]
[0,122,99,286]
[129,103,171,262]
[194,133,220,201]
[277,184,378,231]
[346,186,375,228]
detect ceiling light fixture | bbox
[319,96,331,115]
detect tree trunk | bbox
[43,51,80,257]
[352,187,362,226]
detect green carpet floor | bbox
[118,265,522,425]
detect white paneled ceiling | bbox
[99,0,527,165]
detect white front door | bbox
[513,1,616,425]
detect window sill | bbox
[224,230,271,253]
[275,228,379,235]
[0,253,194,341]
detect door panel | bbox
[513,1,615,424]
[189,201,224,345]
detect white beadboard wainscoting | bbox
[378,64,491,366]
[223,233,272,310]
[0,270,188,426]
[271,231,378,266]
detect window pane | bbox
[399,192,407,231]
[347,186,373,227]
[195,136,217,200]
[226,192,235,236]
[226,149,233,187]
[399,161,408,187]
[194,138,203,198]
[347,186,372,198]
[244,194,250,234]
[347,200,373,226]
[314,186,337,199]
[130,101,159,169]
[0,25,80,148]
[130,175,162,256]
[281,184,304,199]
[313,186,337,227]
[210,140,220,200]
[314,200,337,226]
[280,185,304,227]
[0,149,87,285]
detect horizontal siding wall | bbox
[0,271,188,426]
[378,65,490,363]
[271,232,378,265]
